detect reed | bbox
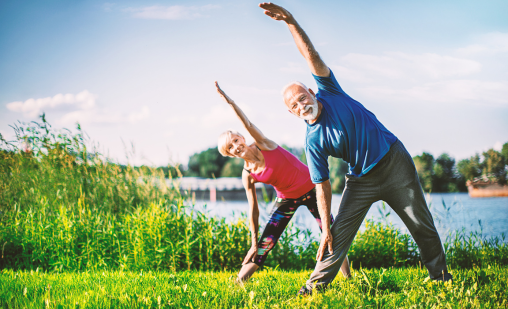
[0,117,507,273]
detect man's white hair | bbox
[281,81,308,96]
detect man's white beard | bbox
[299,98,319,121]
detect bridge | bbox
[173,177,275,201]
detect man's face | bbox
[283,85,319,121]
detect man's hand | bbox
[317,229,333,261]
[259,2,294,23]
[315,180,333,261]
[215,81,234,105]
[258,2,329,77]
[242,245,258,265]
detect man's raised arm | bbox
[259,2,330,77]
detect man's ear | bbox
[308,88,316,97]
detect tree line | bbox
[156,142,508,194]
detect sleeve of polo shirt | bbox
[312,69,349,97]
[305,145,330,184]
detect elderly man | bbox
[259,2,452,294]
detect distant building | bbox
[467,176,508,197]
[173,177,275,201]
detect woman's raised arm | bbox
[215,81,277,151]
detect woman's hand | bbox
[242,245,258,265]
[215,81,235,105]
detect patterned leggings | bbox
[253,188,333,266]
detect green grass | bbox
[2,266,507,308]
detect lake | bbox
[191,193,508,241]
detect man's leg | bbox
[379,140,449,280]
[305,177,378,291]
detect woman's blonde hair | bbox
[218,130,243,157]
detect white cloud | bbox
[280,62,306,74]
[125,4,219,20]
[328,39,508,107]
[103,3,115,12]
[201,103,254,128]
[128,106,150,123]
[273,41,295,47]
[224,84,279,96]
[6,91,151,125]
[164,130,175,137]
[335,52,481,81]
[332,65,373,83]
[359,79,508,106]
[59,106,150,125]
[0,129,13,143]
[457,32,508,55]
[59,110,118,125]
[6,90,96,117]
[493,141,503,151]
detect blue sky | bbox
[1,0,507,166]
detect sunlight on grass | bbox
[1,267,507,308]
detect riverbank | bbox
[2,267,506,308]
[192,192,508,240]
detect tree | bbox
[187,147,228,178]
[432,153,457,192]
[482,149,506,184]
[329,157,349,193]
[501,142,508,163]
[220,158,244,177]
[153,165,183,178]
[456,154,482,182]
[413,152,434,192]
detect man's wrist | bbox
[285,15,297,25]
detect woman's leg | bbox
[304,190,351,278]
[237,199,298,282]
[236,263,259,283]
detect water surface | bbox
[192,193,508,241]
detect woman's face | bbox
[228,134,248,158]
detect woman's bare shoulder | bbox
[254,140,278,151]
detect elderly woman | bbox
[215,82,351,282]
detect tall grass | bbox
[0,117,507,273]
[0,117,250,271]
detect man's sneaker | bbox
[434,272,453,283]
[297,285,312,296]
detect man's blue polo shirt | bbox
[305,69,397,183]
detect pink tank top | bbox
[249,146,315,199]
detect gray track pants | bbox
[306,139,448,290]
